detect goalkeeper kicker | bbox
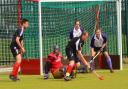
[44,45,76,79]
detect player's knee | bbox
[76,62,80,68]
[91,52,96,57]
[104,52,109,58]
[91,49,95,56]
[16,54,22,63]
[69,60,75,67]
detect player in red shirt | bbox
[43,45,66,79]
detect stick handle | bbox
[92,51,101,60]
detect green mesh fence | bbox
[21,1,39,59]
[122,0,128,57]
[126,0,128,57]
[21,1,118,58]
[42,1,118,57]
[41,2,104,8]
[98,2,118,54]
[0,0,18,66]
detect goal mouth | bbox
[16,0,123,75]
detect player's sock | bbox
[11,61,21,77]
[107,56,112,70]
[66,64,75,77]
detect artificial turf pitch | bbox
[0,67,127,89]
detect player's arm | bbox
[16,29,26,53]
[21,40,24,47]
[101,34,107,50]
[75,38,90,68]
[16,37,25,53]
[77,49,90,68]
[21,40,26,53]
[91,48,95,54]
[101,43,106,49]
[69,30,73,40]
[90,37,96,55]
[16,37,23,49]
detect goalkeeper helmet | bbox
[53,45,59,51]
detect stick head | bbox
[98,76,104,80]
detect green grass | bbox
[0,67,128,89]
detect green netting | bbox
[21,1,118,58]
[126,1,128,57]
[122,0,128,57]
[41,1,118,57]
[41,2,104,8]
[21,1,39,58]
[0,0,18,66]
[98,2,118,54]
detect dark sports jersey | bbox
[90,33,107,49]
[66,37,84,53]
[11,27,24,47]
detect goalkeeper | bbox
[43,45,66,79]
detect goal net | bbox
[20,0,122,75]
[0,0,122,74]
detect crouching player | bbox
[44,45,66,79]
[90,28,114,73]
[64,32,91,81]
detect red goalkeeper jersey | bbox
[47,52,63,73]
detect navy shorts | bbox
[94,46,107,53]
[65,47,80,63]
[10,44,21,57]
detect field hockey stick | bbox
[74,64,78,78]
[78,53,104,80]
[90,43,106,63]
[90,51,101,63]
[89,56,104,80]
[90,46,106,80]
[85,62,104,80]
[92,70,104,80]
